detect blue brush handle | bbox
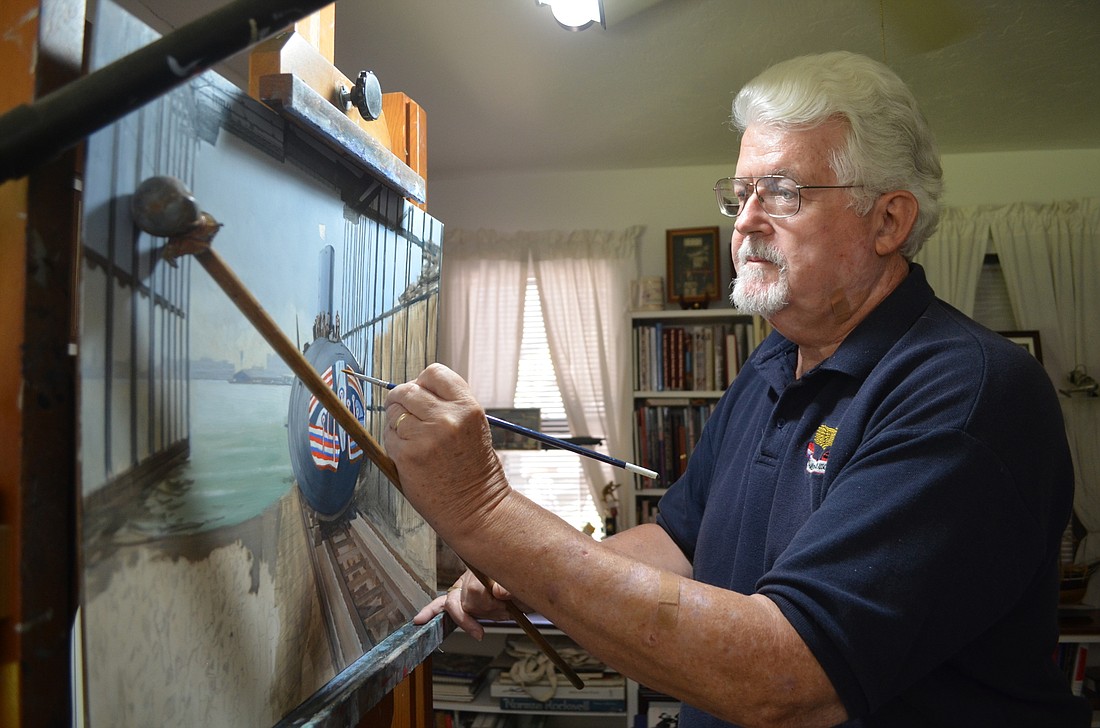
[484,414,657,478]
[347,370,658,479]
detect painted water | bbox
[81,377,295,553]
[137,378,294,538]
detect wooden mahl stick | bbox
[137,177,584,689]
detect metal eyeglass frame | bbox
[713,175,862,219]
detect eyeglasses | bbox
[713,176,861,219]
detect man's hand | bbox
[413,569,528,640]
[382,363,511,543]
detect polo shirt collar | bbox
[750,262,936,389]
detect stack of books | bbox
[489,672,626,713]
[431,650,495,704]
[489,636,626,713]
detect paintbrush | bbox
[345,370,659,480]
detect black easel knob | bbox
[339,70,382,121]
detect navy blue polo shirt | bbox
[657,264,1089,727]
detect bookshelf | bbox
[433,618,629,727]
[624,308,763,529]
[1059,607,1100,725]
[622,307,764,727]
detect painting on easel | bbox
[76,2,441,724]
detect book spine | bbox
[654,323,664,391]
[489,683,624,700]
[1072,643,1088,695]
[498,697,626,712]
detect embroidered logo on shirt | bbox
[805,424,837,475]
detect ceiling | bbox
[122,0,1100,180]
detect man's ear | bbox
[873,190,919,256]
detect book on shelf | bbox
[1055,641,1090,696]
[488,671,624,700]
[488,635,623,711]
[725,331,740,383]
[432,650,496,702]
[433,650,496,681]
[497,696,626,713]
[633,399,716,487]
[634,321,748,393]
[433,679,485,703]
[1083,664,1100,710]
[652,322,663,391]
[635,325,647,391]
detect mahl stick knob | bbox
[132,175,204,237]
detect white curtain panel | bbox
[990,198,1100,564]
[439,226,642,515]
[438,228,529,407]
[913,205,989,316]
[532,227,642,515]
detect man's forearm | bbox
[448,491,846,728]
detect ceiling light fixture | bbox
[535,0,605,31]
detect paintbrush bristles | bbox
[344,370,394,390]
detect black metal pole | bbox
[0,0,335,183]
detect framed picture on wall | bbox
[998,330,1043,363]
[666,226,720,308]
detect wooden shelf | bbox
[630,307,740,321]
[633,389,726,399]
[1060,606,1100,642]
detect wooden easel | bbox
[0,1,432,724]
[1,0,83,725]
[249,5,428,205]
[247,8,433,725]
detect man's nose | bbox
[734,189,771,235]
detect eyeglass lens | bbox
[714,177,801,218]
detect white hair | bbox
[732,51,943,258]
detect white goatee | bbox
[730,238,790,317]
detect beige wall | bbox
[429,148,1100,285]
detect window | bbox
[495,277,604,537]
[971,253,1017,330]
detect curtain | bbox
[532,227,641,517]
[989,198,1100,564]
[913,206,989,315]
[438,229,529,407]
[439,226,643,516]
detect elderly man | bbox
[393,52,1088,727]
